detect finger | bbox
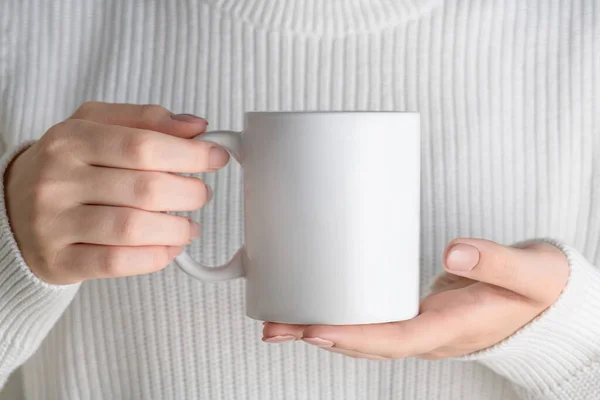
[442,238,568,302]
[60,119,229,172]
[71,101,208,138]
[423,282,540,356]
[55,243,184,282]
[262,322,306,342]
[429,271,477,294]
[79,166,211,211]
[300,282,534,359]
[59,205,198,246]
[321,347,391,361]
[299,311,458,359]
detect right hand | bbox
[4,102,230,285]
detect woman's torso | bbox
[1,1,598,399]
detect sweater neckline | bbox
[207,0,441,37]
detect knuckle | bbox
[44,121,66,138]
[31,178,55,209]
[133,173,163,208]
[139,104,169,121]
[41,119,92,161]
[41,122,72,156]
[73,101,102,118]
[30,173,65,215]
[122,133,155,167]
[114,210,142,242]
[100,247,127,276]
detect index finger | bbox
[299,311,455,358]
[64,119,229,173]
[71,101,208,139]
[263,310,457,359]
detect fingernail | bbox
[209,146,229,169]
[446,243,480,272]
[171,113,207,124]
[205,185,213,204]
[302,337,334,348]
[263,335,296,343]
[189,220,201,240]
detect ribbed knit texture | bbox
[0,1,599,399]
[0,143,80,387]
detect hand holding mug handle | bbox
[174,131,246,282]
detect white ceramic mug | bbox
[175,111,421,325]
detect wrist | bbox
[2,141,47,280]
[459,240,600,397]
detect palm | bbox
[263,240,568,360]
[413,272,539,359]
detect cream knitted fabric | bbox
[1,1,599,399]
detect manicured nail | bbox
[263,335,296,343]
[189,220,201,240]
[205,185,213,204]
[209,146,229,169]
[446,243,480,272]
[302,337,334,348]
[170,113,207,124]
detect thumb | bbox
[70,101,208,138]
[442,238,568,302]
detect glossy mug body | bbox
[175,112,421,325]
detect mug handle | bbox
[173,131,245,282]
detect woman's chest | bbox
[2,1,598,256]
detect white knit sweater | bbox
[1,1,600,399]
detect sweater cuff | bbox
[0,142,79,370]
[460,240,600,399]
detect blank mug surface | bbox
[176,111,421,325]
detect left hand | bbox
[262,239,569,360]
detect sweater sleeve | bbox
[0,142,80,389]
[460,240,600,400]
